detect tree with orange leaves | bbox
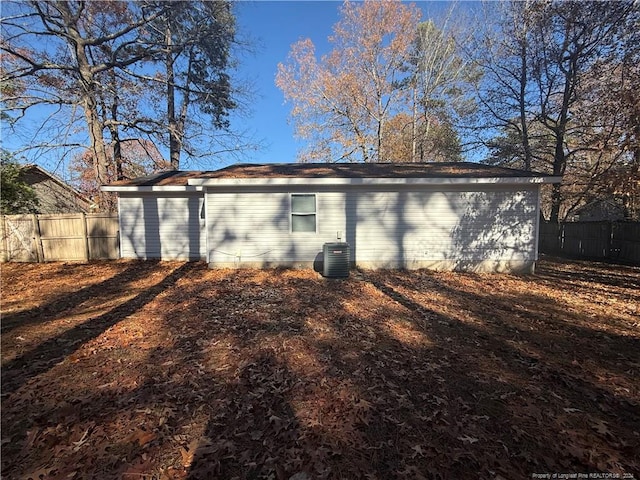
[276,0,421,163]
[70,139,170,210]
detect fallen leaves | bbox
[72,427,92,451]
[125,429,157,448]
[179,439,199,468]
[1,258,639,479]
[457,435,479,444]
[410,444,426,457]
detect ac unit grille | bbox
[323,242,350,278]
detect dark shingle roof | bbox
[107,162,554,187]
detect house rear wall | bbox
[205,184,540,272]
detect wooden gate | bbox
[1,215,39,262]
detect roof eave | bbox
[188,176,562,187]
[101,175,563,190]
[100,185,204,192]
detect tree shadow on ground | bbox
[536,255,640,289]
[186,351,308,479]
[1,262,197,396]
[172,267,639,478]
[361,269,639,475]
[1,260,638,480]
[1,261,163,334]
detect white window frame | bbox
[290,193,317,233]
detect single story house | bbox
[102,162,561,273]
[20,164,93,213]
[567,198,627,222]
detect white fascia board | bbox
[188,176,562,187]
[100,185,204,192]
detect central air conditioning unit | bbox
[323,242,350,278]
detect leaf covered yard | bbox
[1,258,639,479]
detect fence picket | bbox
[0,213,119,262]
[539,221,640,264]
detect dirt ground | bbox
[1,256,639,480]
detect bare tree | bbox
[1,1,251,209]
[530,1,635,222]
[1,1,168,208]
[406,12,478,163]
[469,0,636,222]
[464,1,540,171]
[142,1,238,169]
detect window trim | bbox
[290,193,317,233]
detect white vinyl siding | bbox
[348,186,538,268]
[205,184,539,269]
[118,192,206,260]
[207,190,344,265]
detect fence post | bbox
[558,223,564,255]
[32,214,44,262]
[82,212,90,261]
[1,216,7,263]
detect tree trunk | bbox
[377,118,383,162]
[547,45,577,224]
[549,184,562,224]
[57,1,110,209]
[166,21,180,170]
[519,41,532,171]
[376,90,384,162]
[421,112,431,162]
[108,70,124,181]
[84,98,110,208]
[110,124,123,181]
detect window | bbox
[291,194,316,232]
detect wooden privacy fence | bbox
[1,213,119,262]
[539,221,640,264]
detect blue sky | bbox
[230,1,466,167]
[229,1,343,166]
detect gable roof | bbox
[20,164,93,213]
[103,162,561,191]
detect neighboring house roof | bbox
[568,199,626,222]
[20,164,93,213]
[104,162,561,190]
